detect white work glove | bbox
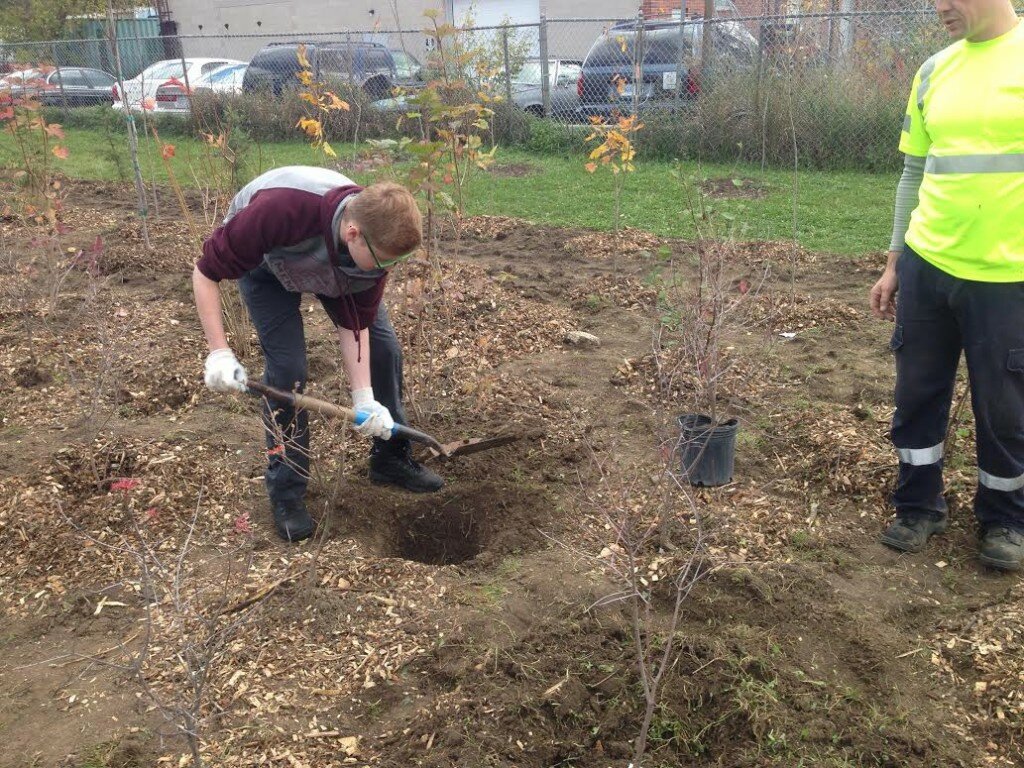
[204,348,247,393]
[351,387,395,440]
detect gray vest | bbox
[225,166,384,297]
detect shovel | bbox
[245,380,517,462]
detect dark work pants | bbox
[239,264,408,504]
[891,247,1024,531]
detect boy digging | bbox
[192,166,443,543]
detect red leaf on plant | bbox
[110,478,139,492]
[0,107,13,121]
[144,507,160,522]
[738,279,750,295]
[45,123,65,139]
[161,143,175,160]
[233,512,252,534]
[52,145,69,160]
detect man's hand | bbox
[870,250,900,321]
[352,387,395,440]
[204,348,247,392]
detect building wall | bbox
[169,0,640,60]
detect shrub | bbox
[42,59,908,173]
[673,64,906,171]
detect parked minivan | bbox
[242,41,396,100]
[577,18,757,119]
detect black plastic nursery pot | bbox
[677,413,739,487]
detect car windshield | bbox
[712,21,757,62]
[140,61,185,81]
[209,64,245,83]
[587,30,688,66]
[512,62,544,87]
[392,51,420,78]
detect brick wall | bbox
[640,0,680,17]
[641,0,769,19]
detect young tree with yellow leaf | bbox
[294,44,350,159]
[585,112,643,262]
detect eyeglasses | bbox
[363,234,414,270]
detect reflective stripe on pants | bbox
[890,247,1024,528]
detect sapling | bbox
[581,441,709,765]
[584,25,646,266]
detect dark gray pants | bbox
[891,247,1024,531]
[239,264,407,504]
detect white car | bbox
[112,57,244,112]
[1,67,43,87]
[191,63,247,95]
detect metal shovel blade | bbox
[425,434,519,462]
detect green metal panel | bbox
[64,16,168,78]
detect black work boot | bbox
[272,498,315,543]
[369,439,444,493]
[879,513,949,553]
[978,526,1024,571]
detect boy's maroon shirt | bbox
[197,166,386,331]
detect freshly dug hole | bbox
[338,480,553,566]
[396,504,483,565]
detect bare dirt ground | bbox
[1,181,1022,768]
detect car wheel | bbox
[525,105,545,118]
[362,76,391,102]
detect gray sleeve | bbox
[889,154,925,252]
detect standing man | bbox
[871,0,1024,570]
[193,166,443,543]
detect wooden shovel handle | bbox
[245,380,448,455]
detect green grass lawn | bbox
[0,126,896,255]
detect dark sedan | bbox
[2,67,118,107]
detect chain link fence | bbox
[1,4,951,171]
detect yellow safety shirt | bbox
[901,20,1024,282]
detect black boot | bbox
[272,498,315,543]
[979,526,1024,571]
[369,439,444,493]
[879,513,948,553]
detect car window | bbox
[84,69,116,88]
[252,46,305,75]
[362,49,393,72]
[556,62,580,87]
[392,51,420,79]
[320,47,354,75]
[53,68,90,87]
[512,61,542,87]
[141,61,184,81]
[211,65,245,83]
[711,22,757,63]
[643,36,685,65]
[200,61,229,75]
[586,31,689,67]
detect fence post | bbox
[634,10,644,116]
[700,0,714,79]
[179,46,192,99]
[51,42,70,113]
[105,1,151,250]
[501,24,513,106]
[674,10,686,110]
[538,14,550,117]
